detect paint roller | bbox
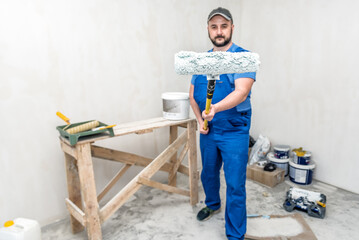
[174,51,260,130]
[66,120,100,134]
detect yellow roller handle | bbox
[203,98,213,130]
[66,120,99,134]
[56,111,70,124]
[92,124,116,131]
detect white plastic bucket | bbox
[289,160,315,185]
[267,152,289,176]
[0,218,41,240]
[162,92,190,120]
[293,151,312,165]
[273,145,290,159]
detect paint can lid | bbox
[273,145,290,152]
[293,150,312,157]
[162,92,189,100]
[267,152,290,163]
[289,159,316,169]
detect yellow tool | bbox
[317,201,326,208]
[56,111,72,130]
[203,75,219,130]
[92,124,116,131]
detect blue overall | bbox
[191,43,256,240]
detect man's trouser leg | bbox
[220,132,249,239]
[200,132,222,211]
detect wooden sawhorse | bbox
[59,117,198,240]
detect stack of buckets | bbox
[267,145,315,185]
[290,147,315,185]
[267,145,291,177]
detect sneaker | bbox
[196,207,220,221]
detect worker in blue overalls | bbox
[189,7,256,240]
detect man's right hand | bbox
[199,121,209,135]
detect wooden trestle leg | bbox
[76,143,102,240]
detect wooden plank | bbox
[61,140,77,159]
[169,143,189,185]
[135,129,153,135]
[65,198,85,226]
[60,118,196,145]
[64,152,84,233]
[76,143,102,240]
[113,118,194,137]
[91,145,189,176]
[178,123,188,128]
[168,125,178,186]
[97,164,131,202]
[137,177,190,197]
[187,120,199,205]
[140,130,187,179]
[91,145,152,166]
[100,130,187,222]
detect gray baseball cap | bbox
[207,7,233,23]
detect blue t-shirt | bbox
[191,43,256,111]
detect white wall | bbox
[0,0,243,226]
[2,0,357,227]
[238,0,359,194]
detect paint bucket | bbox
[0,218,41,240]
[289,160,315,185]
[273,145,290,159]
[293,151,311,165]
[162,92,190,120]
[267,152,289,176]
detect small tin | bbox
[293,151,311,165]
[273,145,290,159]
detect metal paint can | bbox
[293,151,311,165]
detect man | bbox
[189,7,256,240]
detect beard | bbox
[209,29,233,47]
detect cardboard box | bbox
[247,164,285,187]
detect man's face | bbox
[207,15,233,48]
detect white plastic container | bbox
[267,152,290,176]
[0,218,41,240]
[162,92,190,120]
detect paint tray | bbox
[56,120,115,146]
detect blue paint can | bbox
[289,160,315,185]
[267,152,289,176]
[273,145,290,159]
[293,151,311,165]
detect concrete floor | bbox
[42,172,359,240]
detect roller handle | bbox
[203,79,216,131]
[56,111,70,124]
